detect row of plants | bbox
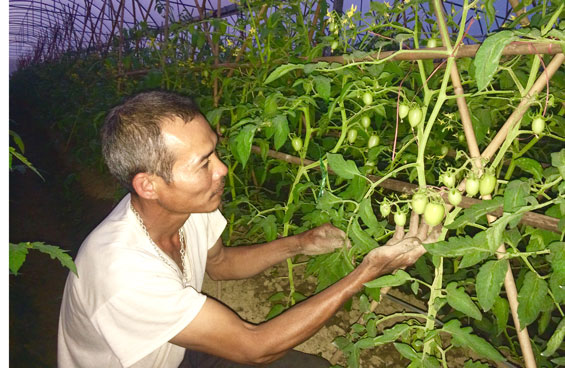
[10,0,564,366]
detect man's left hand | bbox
[296,223,350,256]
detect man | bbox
[58,91,439,367]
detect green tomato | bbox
[479,172,497,196]
[457,132,466,144]
[361,115,371,129]
[380,203,391,218]
[367,134,380,148]
[408,107,423,128]
[394,211,407,227]
[362,92,373,106]
[465,177,479,197]
[441,171,456,188]
[427,38,438,48]
[331,40,339,51]
[411,193,428,215]
[448,188,462,207]
[202,69,209,78]
[329,23,336,32]
[440,145,449,157]
[532,117,545,135]
[291,136,303,151]
[347,129,358,144]
[398,104,410,119]
[423,202,444,227]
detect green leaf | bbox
[327,153,361,180]
[547,242,565,275]
[503,180,530,212]
[474,31,518,91]
[316,191,343,211]
[424,231,491,259]
[549,272,565,303]
[446,282,482,320]
[264,64,304,84]
[442,320,505,361]
[492,297,509,335]
[272,115,289,150]
[9,242,30,274]
[9,147,44,180]
[476,259,508,312]
[9,130,25,153]
[446,197,503,230]
[307,252,354,292]
[350,219,379,253]
[394,342,419,361]
[313,76,331,100]
[358,198,383,236]
[542,317,565,357]
[260,215,278,242]
[205,107,226,127]
[372,324,411,346]
[364,270,411,289]
[514,158,543,182]
[30,242,77,275]
[266,304,285,320]
[551,148,565,180]
[230,124,256,168]
[517,271,548,329]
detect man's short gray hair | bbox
[101,91,202,192]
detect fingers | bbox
[416,221,430,242]
[423,224,443,244]
[406,211,420,237]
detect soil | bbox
[9,104,473,367]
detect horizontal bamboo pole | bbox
[251,146,560,233]
[121,42,561,77]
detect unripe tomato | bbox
[441,171,456,188]
[448,188,462,207]
[423,202,444,226]
[380,203,391,218]
[479,172,497,196]
[457,132,466,144]
[329,23,336,32]
[331,40,339,50]
[411,193,428,215]
[532,117,545,135]
[347,129,358,144]
[427,38,438,48]
[367,134,380,148]
[408,107,423,128]
[291,136,303,151]
[465,177,480,197]
[362,92,373,106]
[398,104,410,119]
[440,145,449,157]
[202,69,209,78]
[361,115,371,129]
[219,126,227,135]
[394,211,407,226]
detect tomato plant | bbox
[13,0,565,366]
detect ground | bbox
[9,113,481,367]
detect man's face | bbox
[154,115,228,214]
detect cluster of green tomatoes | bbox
[379,168,498,228]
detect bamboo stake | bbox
[433,2,536,366]
[308,0,322,43]
[508,0,531,27]
[482,53,565,160]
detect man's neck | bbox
[130,194,190,252]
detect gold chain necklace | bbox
[130,203,190,287]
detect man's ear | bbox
[131,172,159,200]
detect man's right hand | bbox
[361,211,442,277]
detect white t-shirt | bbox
[58,194,227,368]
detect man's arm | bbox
[206,223,348,281]
[173,213,441,365]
